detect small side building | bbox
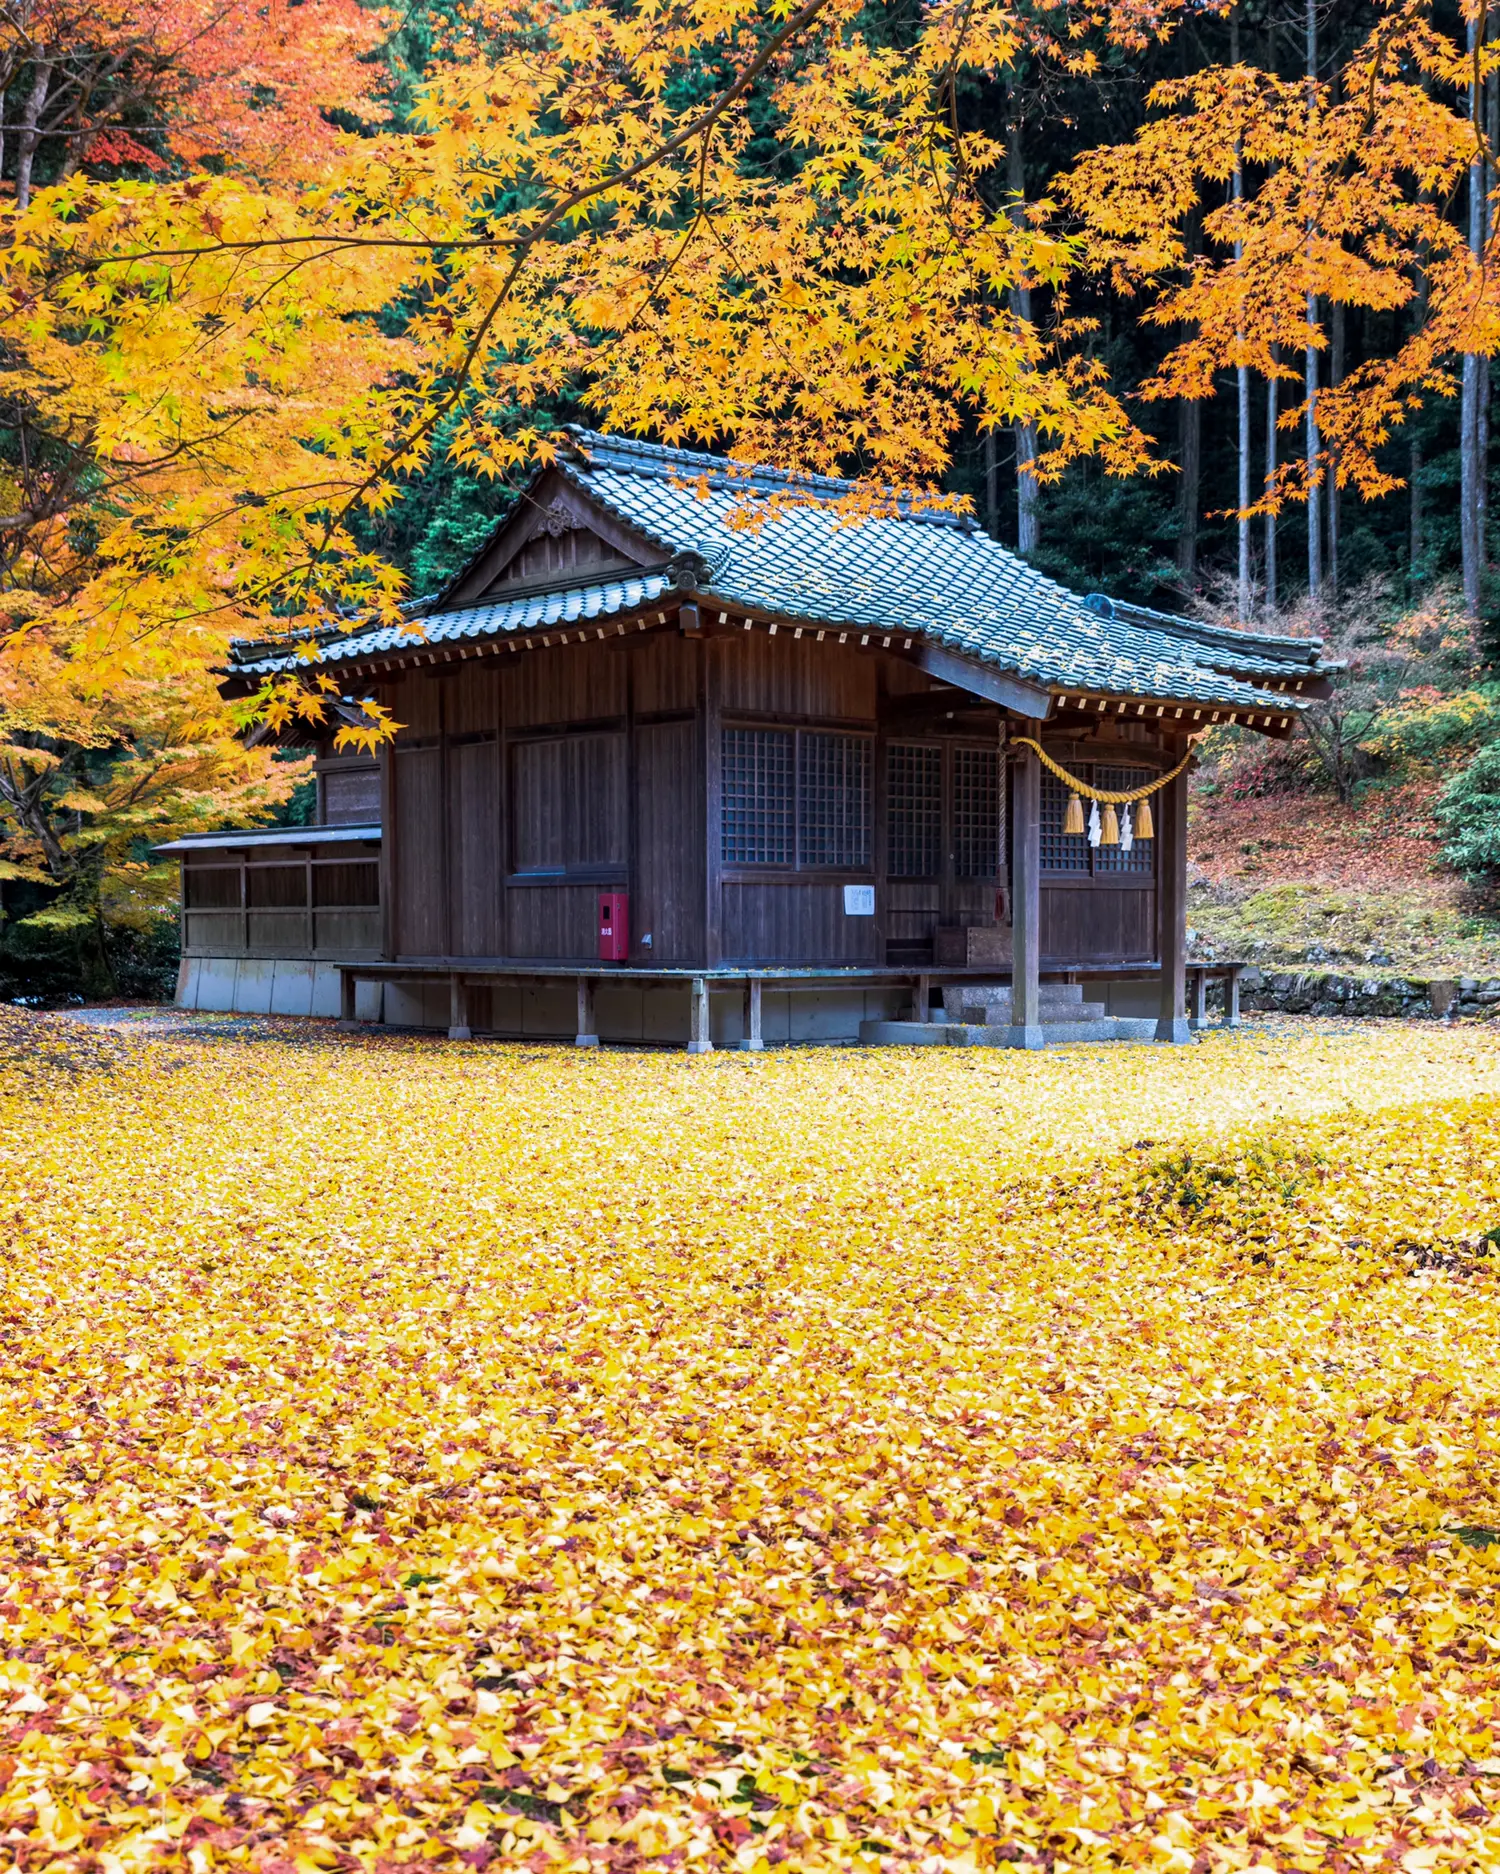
[161,429,1332,1047]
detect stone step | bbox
[940,981,1084,1012]
[859,1016,1166,1049]
[942,991,1105,1025]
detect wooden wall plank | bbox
[395,670,443,739]
[633,719,704,962]
[507,885,599,959]
[1041,884,1156,966]
[393,746,445,955]
[504,641,626,728]
[448,738,500,955]
[721,883,881,965]
[632,631,696,715]
[718,632,877,721]
[510,732,627,875]
[445,664,499,737]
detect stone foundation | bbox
[1229,968,1500,1020]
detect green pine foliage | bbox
[1437,744,1500,881]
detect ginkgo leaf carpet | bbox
[3,1010,1500,1873]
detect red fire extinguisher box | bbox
[598,891,629,962]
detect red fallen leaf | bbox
[1003,1505,1026,1527]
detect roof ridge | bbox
[563,426,978,531]
[1084,592,1324,660]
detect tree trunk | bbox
[1304,0,1321,601]
[1483,41,1497,602]
[1232,7,1250,623]
[1461,10,1486,620]
[1327,299,1343,596]
[1409,437,1423,586]
[1176,395,1201,587]
[1007,82,1039,558]
[1265,357,1279,611]
[14,60,52,210]
[983,427,998,538]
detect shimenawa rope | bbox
[1010,738,1193,804]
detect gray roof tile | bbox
[230,430,1327,715]
[232,570,673,678]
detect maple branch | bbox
[296,0,834,577]
[71,0,832,282]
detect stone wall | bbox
[1229,967,1500,1020]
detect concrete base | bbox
[858,1021,959,1046]
[1154,1016,1196,1045]
[178,957,357,1020]
[859,1016,1161,1049]
[179,961,906,1047]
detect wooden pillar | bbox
[448,975,472,1041]
[1155,764,1192,1044]
[703,638,723,967]
[575,976,599,1049]
[1226,965,1243,1030]
[1007,728,1044,1049]
[339,969,358,1028]
[688,976,713,1054]
[1189,967,1207,1029]
[914,972,931,1024]
[379,743,396,961]
[740,977,764,1051]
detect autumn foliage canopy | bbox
[2,0,1500,886]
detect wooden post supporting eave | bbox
[740,977,763,1051]
[1007,726,1044,1049]
[449,974,472,1042]
[688,976,713,1054]
[575,976,599,1049]
[1155,764,1193,1044]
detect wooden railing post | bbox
[740,977,763,1051]
[1155,764,1192,1044]
[449,975,472,1041]
[1007,728,1044,1049]
[575,977,599,1049]
[688,977,713,1054]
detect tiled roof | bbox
[231,571,673,678]
[1082,595,1329,680]
[229,430,1328,713]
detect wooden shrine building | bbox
[160,430,1333,1049]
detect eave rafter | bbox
[229,603,1303,740]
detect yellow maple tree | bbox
[2,0,1198,743]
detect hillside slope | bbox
[1189,773,1500,976]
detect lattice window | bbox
[798,732,871,869]
[887,744,941,877]
[722,727,794,864]
[954,747,1000,879]
[1092,764,1155,875]
[1039,767,1089,873]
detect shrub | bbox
[1362,683,1500,766]
[1435,741,1500,878]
